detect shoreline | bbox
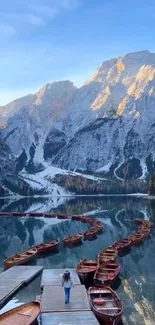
[0,193,149,200]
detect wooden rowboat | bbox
[0,212,10,216]
[44,213,56,218]
[12,212,27,216]
[81,216,92,224]
[94,260,120,286]
[98,248,118,263]
[112,238,131,254]
[88,286,123,325]
[33,239,60,255]
[76,260,97,283]
[57,214,69,219]
[138,230,150,239]
[72,215,83,221]
[0,301,40,325]
[82,259,98,266]
[63,233,83,246]
[29,212,44,217]
[128,233,143,246]
[84,228,98,240]
[4,248,37,269]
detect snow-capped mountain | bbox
[1,50,155,182]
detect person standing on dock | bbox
[62,270,74,304]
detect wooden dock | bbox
[41,311,99,325]
[41,268,81,288]
[40,268,99,325]
[0,265,43,309]
[41,285,90,312]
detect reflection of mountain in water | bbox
[0,196,155,325]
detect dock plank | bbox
[41,285,90,312]
[41,269,80,288]
[41,311,99,325]
[0,265,43,284]
[0,265,43,309]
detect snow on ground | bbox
[96,161,112,173]
[21,165,106,194]
[138,159,148,180]
[82,208,108,216]
[114,161,124,181]
[138,208,150,220]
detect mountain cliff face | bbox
[1,50,155,181]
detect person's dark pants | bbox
[64,287,70,303]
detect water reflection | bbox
[0,195,155,324]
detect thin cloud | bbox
[27,14,45,26]
[0,0,82,32]
[0,23,16,36]
[29,5,58,19]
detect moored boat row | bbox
[75,217,154,325]
[4,239,60,269]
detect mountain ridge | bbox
[1,50,155,184]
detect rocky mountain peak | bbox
[34,80,77,106]
[2,50,155,181]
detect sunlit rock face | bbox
[2,50,155,180]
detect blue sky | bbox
[0,0,155,104]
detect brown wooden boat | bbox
[72,215,83,221]
[76,260,97,283]
[29,212,44,217]
[92,221,104,234]
[44,213,56,218]
[94,260,120,286]
[0,301,40,325]
[81,216,92,224]
[98,248,118,263]
[82,259,98,266]
[4,248,37,269]
[135,218,153,228]
[128,233,144,246]
[112,238,131,254]
[12,212,27,217]
[84,228,98,240]
[138,230,151,239]
[57,214,69,219]
[88,286,123,325]
[0,212,10,216]
[33,239,60,255]
[63,233,83,246]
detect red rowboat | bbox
[57,214,69,219]
[82,259,98,266]
[76,259,97,283]
[94,260,120,286]
[72,215,83,221]
[63,233,83,246]
[33,239,60,255]
[4,248,37,269]
[81,216,92,224]
[88,286,123,325]
[29,212,44,217]
[12,212,27,216]
[128,233,144,245]
[84,228,98,241]
[112,238,131,254]
[44,213,56,218]
[98,248,118,263]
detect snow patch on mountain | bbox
[2,50,155,181]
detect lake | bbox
[0,195,155,325]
